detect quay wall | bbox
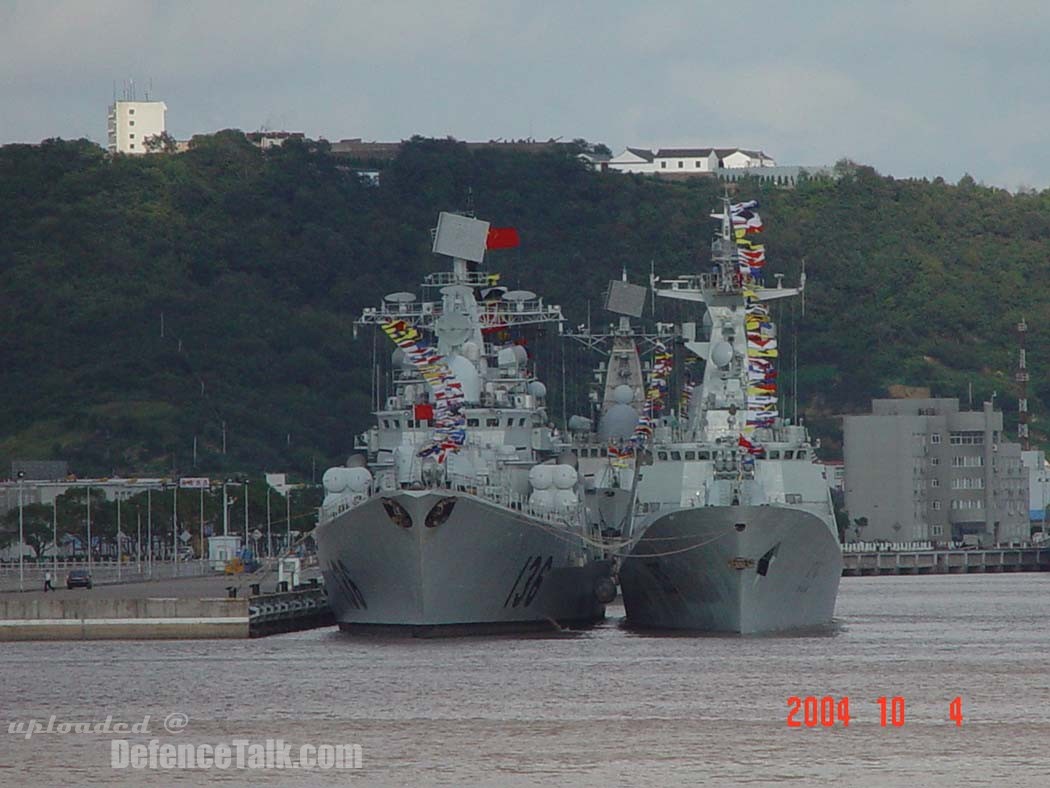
[0,597,249,640]
[842,547,1050,577]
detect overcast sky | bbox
[2,1,1048,190]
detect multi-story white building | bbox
[107,100,167,154]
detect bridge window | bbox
[685,451,696,460]
[670,451,681,461]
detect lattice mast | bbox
[1017,317,1029,450]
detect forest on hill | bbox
[1,134,1048,478]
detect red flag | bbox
[486,227,520,249]
[414,403,434,421]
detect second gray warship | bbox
[618,199,843,633]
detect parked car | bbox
[66,569,93,589]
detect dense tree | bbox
[0,135,1047,477]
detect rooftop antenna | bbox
[465,186,475,218]
[800,257,807,317]
[1017,316,1030,449]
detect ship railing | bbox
[430,474,582,526]
[423,271,499,287]
[842,540,934,553]
[358,303,436,323]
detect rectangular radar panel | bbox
[605,280,647,318]
[432,212,491,263]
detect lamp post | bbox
[286,487,292,556]
[17,471,24,592]
[199,483,205,566]
[266,486,272,559]
[86,484,92,575]
[116,493,122,580]
[146,487,152,578]
[52,494,58,579]
[244,480,250,557]
[172,481,179,571]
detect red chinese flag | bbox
[414,403,434,421]
[486,227,520,249]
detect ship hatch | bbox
[425,497,457,528]
[756,543,781,576]
[381,498,413,528]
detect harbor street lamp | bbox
[86,484,92,575]
[52,495,58,579]
[17,471,24,592]
[116,493,122,580]
[244,479,250,553]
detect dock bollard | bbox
[226,586,238,599]
[250,583,260,596]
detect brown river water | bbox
[2,573,1050,786]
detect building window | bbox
[950,431,984,445]
[931,434,941,444]
[129,134,135,139]
[678,161,683,169]
[129,144,135,149]
[931,457,940,466]
[932,501,941,510]
[486,418,499,427]
[932,525,943,536]
[129,120,135,126]
[661,162,667,169]
[129,108,135,114]
[931,479,939,488]
[695,161,702,168]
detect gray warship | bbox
[315,212,613,635]
[618,199,842,633]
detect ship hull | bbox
[619,505,842,634]
[315,490,610,636]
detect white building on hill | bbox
[107,100,167,155]
[608,146,775,175]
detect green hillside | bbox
[1,134,1047,477]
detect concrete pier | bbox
[0,574,331,640]
[841,546,1050,576]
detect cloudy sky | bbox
[2,1,1048,189]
